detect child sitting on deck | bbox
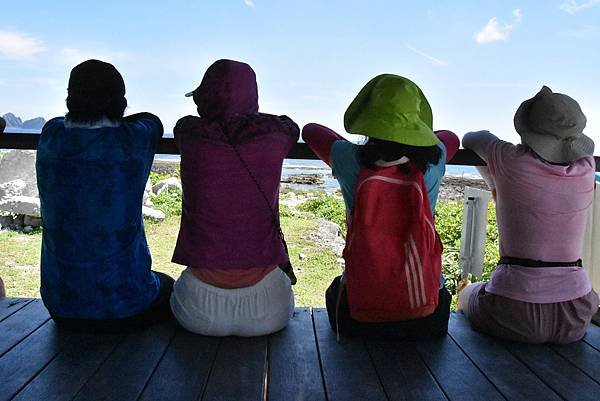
[36,60,174,332]
[459,86,599,344]
[169,59,298,337]
[302,74,459,339]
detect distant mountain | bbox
[2,113,46,130]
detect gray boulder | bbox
[152,177,182,196]
[0,150,38,198]
[0,196,41,217]
[142,206,165,221]
[143,178,154,207]
[0,179,26,199]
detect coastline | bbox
[152,159,488,203]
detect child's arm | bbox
[463,130,499,199]
[301,123,346,166]
[462,130,498,163]
[435,130,459,162]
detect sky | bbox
[1,0,599,146]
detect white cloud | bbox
[474,9,523,44]
[406,45,448,66]
[0,30,46,59]
[560,0,600,14]
[244,0,255,7]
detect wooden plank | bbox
[504,341,600,401]
[72,321,177,401]
[201,335,268,401]
[448,313,561,401]
[138,328,220,401]
[267,308,327,401]
[0,320,72,401]
[551,341,600,384]
[415,331,505,401]
[583,322,600,351]
[0,297,33,322]
[312,308,387,401]
[0,299,50,357]
[12,332,123,401]
[366,340,448,401]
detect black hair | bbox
[358,137,442,173]
[65,92,127,123]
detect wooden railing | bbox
[2,132,600,171]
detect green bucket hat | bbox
[344,74,439,147]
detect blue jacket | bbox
[37,113,162,319]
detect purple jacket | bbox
[172,60,299,269]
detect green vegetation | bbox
[149,169,179,186]
[1,189,500,309]
[299,195,346,231]
[151,188,183,217]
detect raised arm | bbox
[461,130,499,163]
[462,130,499,198]
[435,130,459,163]
[301,123,346,166]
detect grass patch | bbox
[281,215,341,306]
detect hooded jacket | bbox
[172,60,299,269]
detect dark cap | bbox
[68,59,125,97]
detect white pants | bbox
[170,268,294,337]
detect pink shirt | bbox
[485,140,595,303]
[488,140,595,262]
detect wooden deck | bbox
[1,298,599,401]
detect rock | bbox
[280,192,308,208]
[152,177,182,196]
[310,219,346,256]
[21,117,46,130]
[439,176,488,202]
[0,150,38,198]
[151,159,180,175]
[23,215,42,227]
[0,196,41,217]
[320,220,341,237]
[0,215,14,230]
[143,178,154,207]
[23,226,33,233]
[0,179,26,199]
[298,253,306,260]
[142,206,165,221]
[281,173,324,185]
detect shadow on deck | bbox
[1,298,600,401]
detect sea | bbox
[155,154,479,192]
[2,129,480,192]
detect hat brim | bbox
[523,130,594,164]
[514,97,594,163]
[184,91,194,97]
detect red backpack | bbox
[343,163,443,322]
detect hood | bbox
[190,59,259,121]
